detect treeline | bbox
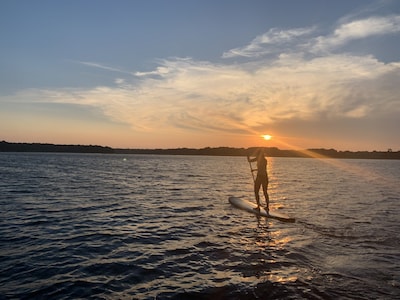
[301,148,400,160]
[115,146,400,159]
[114,147,247,156]
[1,141,399,159]
[0,141,113,153]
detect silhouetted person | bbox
[247,148,269,212]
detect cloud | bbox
[77,61,134,75]
[223,15,400,58]
[314,15,400,52]
[6,53,400,138]
[222,27,315,58]
[134,66,171,77]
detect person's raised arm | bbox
[247,155,257,162]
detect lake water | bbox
[0,153,399,299]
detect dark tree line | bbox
[0,141,113,153]
[1,141,399,159]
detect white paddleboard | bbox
[229,196,295,223]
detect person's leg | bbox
[262,180,269,211]
[254,177,261,208]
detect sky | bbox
[1,0,399,151]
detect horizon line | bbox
[0,140,397,153]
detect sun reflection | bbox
[250,225,299,283]
[270,231,292,247]
[267,268,300,283]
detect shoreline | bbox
[1,141,399,160]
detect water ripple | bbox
[1,154,399,299]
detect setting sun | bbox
[262,134,272,141]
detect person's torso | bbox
[257,157,267,176]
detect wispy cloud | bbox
[222,27,315,58]
[77,61,134,75]
[314,15,400,52]
[134,66,170,77]
[223,14,400,58]
[7,54,400,136]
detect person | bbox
[247,148,269,212]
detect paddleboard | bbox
[229,196,295,223]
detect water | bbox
[0,153,399,299]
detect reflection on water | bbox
[0,153,399,299]
[251,219,299,284]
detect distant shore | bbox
[1,141,399,159]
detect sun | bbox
[262,134,272,140]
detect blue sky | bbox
[1,0,399,150]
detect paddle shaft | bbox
[247,157,257,183]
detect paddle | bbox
[247,155,257,183]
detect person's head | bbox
[257,147,265,157]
